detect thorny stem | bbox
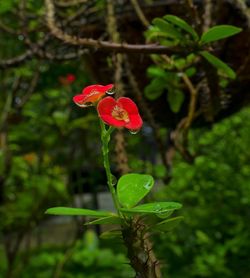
[99,119,121,215]
[99,120,162,278]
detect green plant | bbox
[153,107,250,277]
[144,15,241,113]
[46,84,183,278]
[16,230,133,278]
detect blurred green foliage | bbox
[6,230,133,278]
[26,105,249,278]
[144,15,240,114]
[0,230,134,278]
[154,107,250,277]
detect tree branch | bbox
[55,0,87,8]
[44,0,180,54]
[202,0,212,32]
[130,0,150,28]
[0,51,33,69]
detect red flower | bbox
[97,97,143,131]
[66,74,76,83]
[73,84,114,108]
[59,73,76,85]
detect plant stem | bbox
[99,120,162,277]
[99,120,121,214]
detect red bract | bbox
[73,84,114,107]
[97,97,143,131]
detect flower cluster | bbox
[73,84,143,131]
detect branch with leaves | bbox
[44,0,180,54]
[144,14,242,161]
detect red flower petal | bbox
[73,94,92,107]
[118,97,143,130]
[97,96,116,114]
[73,84,114,107]
[97,97,126,127]
[82,84,113,96]
[97,96,143,130]
[125,114,143,130]
[117,97,139,115]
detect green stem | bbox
[99,120,121,214]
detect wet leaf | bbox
[117,174,154,208]
[120,202,182,215]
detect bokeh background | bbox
[0,0,250,277]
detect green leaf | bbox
[200,51,236,79]
[167,89,185,113]
[52,111,69,127]
[147,66,166,79]
[152,18,183,40]
[164,15,199,40]
[144,78,165,100]
[117,173,154,208]
[85,216,122,225]
[185,67,197,77]
[156,210,175,219]
[145,27,174,41]
[0,0,15,14]
[100,230,122,239]
[152,216,184,232]
[186,53,197,63]
[219,78,229,88]
[13,67,33,78]
[200,25,242,44]
[45,207,113,218]
[174,58,186,70]
[120,202,182,215]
